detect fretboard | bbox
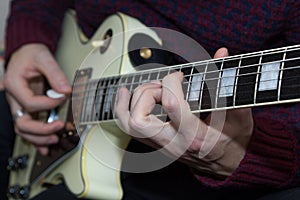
[76,44,300,123]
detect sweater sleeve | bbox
[283,0,300,46]
[195,104,300,189]
[5,0,74,62]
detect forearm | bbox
[5,0,74,62]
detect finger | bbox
[161,72,206,150]
[130,81,161,111]
[35,49,71,94]
[36,146,49,156]
[5,75,66,112]
[129,86,165,138]
[130,86,162,122]
[114,87,131,132]
[17,130,59,146]
[15,115,64,135]
[161,72,192,128]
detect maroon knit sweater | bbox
[5,0,300,190]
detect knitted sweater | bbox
[5,0,300,190]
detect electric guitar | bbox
[7,10,300,200]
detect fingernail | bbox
[59,82,71,92]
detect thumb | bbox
[36,48,71,94]
[214,47,229,58]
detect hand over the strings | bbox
[115,48,253,176]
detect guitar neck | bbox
[78,44,300,123]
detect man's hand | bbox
[115,48,253,176]
[4,43,71,155]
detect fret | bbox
[81,81,91,123]
[185,64,195,100]
[217,57,240,108]
[130,73,141,92]
[100,79,109,120]
[215,59,224,108]
[127,75,134,93]
[200,61,217,110]
[103,78,111,120]
[258,61,281,92]
[233,56,242,107]
[141,72,150,84]
[103,78,116,120]
[253,53,262,104]
[110,78,119,120]
[77,45,300,123]
[277,50,287,101]
[183,64,199,113]
[158,68,169,80]
[196,62,207,112]
[280,47,300,101]
[86,80,98,122]
[235,54,260,106]
[149,71,159,81]
[255,50,284,104]
[94,79,105,121]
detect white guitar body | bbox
[9,10,162,200]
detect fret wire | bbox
[198,61,209,111]
[108,79,117,118]
[80,80,89,122]
[277,49,287,101]
[88,80,95,122]
[130,74,136,93]
[186,64,194,100]
[155,69,160,81]
[233,55,242,107]
[92,80,100,121]
[72,64,300,100]
[73,45,300,93]
[147,71,151,82]
[137,73,142,89]
[107,78,117,120]
[215,59,224,108]
[71,55,300,94]
[253,52,263,104]
[84,81,90,122]
[86,80,94,122]
[103,78,110,120]
[97,80,103,121]
[178,63,183,73]
[94,80,103,121]
[76,71,300,101]
[104,79,112,120]
[71,46,300,121]
[77,76,300,118]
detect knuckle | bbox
[128,116,146,131]
[188,139,202,153]
[162,97,180,113]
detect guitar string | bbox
[70,45,300,91]
[75,45,300,122]
[70,61,300,98]
[75,63,300,122]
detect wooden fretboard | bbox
[75,44,300,123]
